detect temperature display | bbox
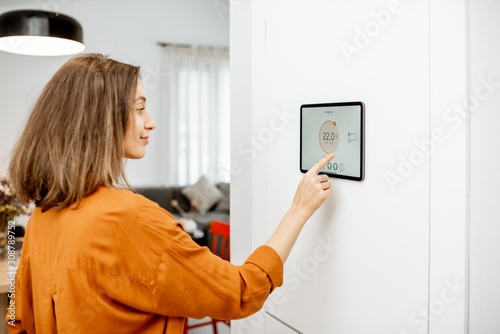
[319,121,340,154]
[300,102,364,181]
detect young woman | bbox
[7,53,334,333]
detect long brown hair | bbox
[9,53,140,211]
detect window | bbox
[161,46,230,185]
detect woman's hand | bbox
[291,153,335,220]
[265,153,335,263]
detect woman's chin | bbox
[123,150,146,159]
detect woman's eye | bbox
[137,108,145,115]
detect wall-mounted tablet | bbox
[300,101,365,181]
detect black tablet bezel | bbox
[300,101,365,181]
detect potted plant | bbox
[0,176,31,255]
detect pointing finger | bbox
[308,153,335,175]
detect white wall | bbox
[428,1,469,334]
[265,1,431,333]
[0,0,229,187]
[469,0,500,332]
[231,0,499,333]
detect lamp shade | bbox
[0,10,84,56]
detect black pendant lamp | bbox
[0,10,84,56]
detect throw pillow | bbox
[181,175,223,214]
[214,182,230,212]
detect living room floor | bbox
[186,318,231,334]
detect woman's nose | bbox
[145,110,156,130]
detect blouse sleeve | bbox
[152,219,283,320]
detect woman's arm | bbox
[150,155,335,319]
[264,153,334,263]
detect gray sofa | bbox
[135,183,229,246]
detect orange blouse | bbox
[6,187,283,333]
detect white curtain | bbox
[160,46,230,186]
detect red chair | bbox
[183,220,231,334]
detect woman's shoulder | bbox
[79,187,182,241]
[90,186,155,205]
[83,187,175,220]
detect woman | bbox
[7,54,334,333]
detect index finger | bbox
[308,153,335,175]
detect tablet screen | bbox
[300,102,364,181]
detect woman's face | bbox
[123,79,156,159]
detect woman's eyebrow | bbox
[136,96,146,103]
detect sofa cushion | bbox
[214,182,230,212]
[135,186,191,213]
[181,176,223,214]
